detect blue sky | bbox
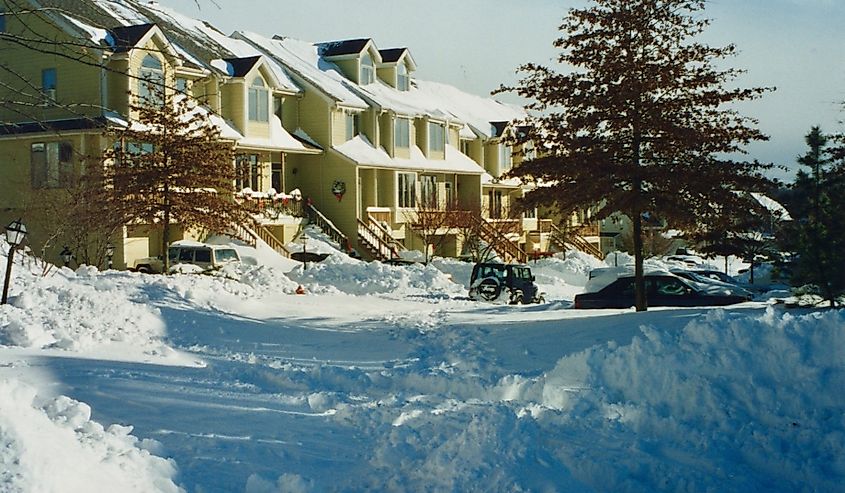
[157,0,844,181]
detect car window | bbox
[655,278,688,296]
[515,267,532,279]
[168,247,179,263]
[605,278,634,295]
[214,249,239,263]
[194,249,212,262]
[178,248,194,262]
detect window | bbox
[0,10,5,32]
[499,144,512,170]
[394,117,409,149]
[444,182,453,209]
[345,112,360,141]
[523,207,536,219]
[488,190,502,219]
[138,54,163,106]
[398,173,416,208]
[31,142,73,189]
[248,77,269,122]
[360,53,374,85]
[420,175,437,208]
[429,122,445,153]
[271,162,282,193]
[41,68,57,101]
[193,249,212,263]
[236,154,261,191]
[176,77,188,93]
[460,140,471,156]
[397,63,410,91]
[274,97,284,121]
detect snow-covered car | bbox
[669,269,753,300]
[468,262,544,304]
[132,242,241,273]
[574,273,750,309]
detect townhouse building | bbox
[0,0,588,268]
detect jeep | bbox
[468,262,544,304]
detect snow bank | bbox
[0,379,182,493]
[287,255,464,297]
[541,307,845,492]
[0,263,174,358]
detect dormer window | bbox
[397,64,410,91]
[0,9,6,32]
[394,117,410,149]
[139,54,163,106]
[345,112,360,141]
[248,76,269,122]
[360,53,374,85]
[429,122,445,153]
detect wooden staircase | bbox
[304,203,357,255]
[228,219,292,258]
[549,222,604,260]
[472,215,528,263]
[356,216,405,261]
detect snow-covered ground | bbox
[1,239,842,493]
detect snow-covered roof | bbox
[751,192,792,221]
[238,115,320,153]
[334,136,485,174]
[234,32,368,108]
[412,80,526,139]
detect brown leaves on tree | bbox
[497,0,775,310]
[92,88,247,271]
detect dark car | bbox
[469,262,544,304]
[670,269,753,299]
[573,273,749,309]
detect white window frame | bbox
[397,63,410,91]
[31,141,73,189]
[429,122,445,153]
[248,76,269,122]
[420,175,437,209]
[394,117,410,149]
[139,54,164,106]
[345,112,360,141]
[398,172,416,208]
[360,53,374,85]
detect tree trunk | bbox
[162,207,171,274]
[633,210,647,312]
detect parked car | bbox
[573,273,750,309]
[669,269,753,299]
[469,262,544,304]
[133,242,241,273]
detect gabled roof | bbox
[317,38,372,57]
[378,48,406,63]
[378,48,417,71]
[490,121,509,139]
[109,23,155,52]
[221,56,262,77]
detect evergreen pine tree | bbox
[498,0,773,310]
[787,126,845,306]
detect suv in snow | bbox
[468,262,544,304]
[133,243,241,273]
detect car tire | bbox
[510,291,524,305]
[137,266,152,274]
[478,277,502,301]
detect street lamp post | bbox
[2,219,28,305]
[60,245,73,267]
[105,242,115,270]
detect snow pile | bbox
[287,255,464,297]
[0,379,181,493]
[0,266,172,356]
[530,251,606,300]
[541,307,845,492]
